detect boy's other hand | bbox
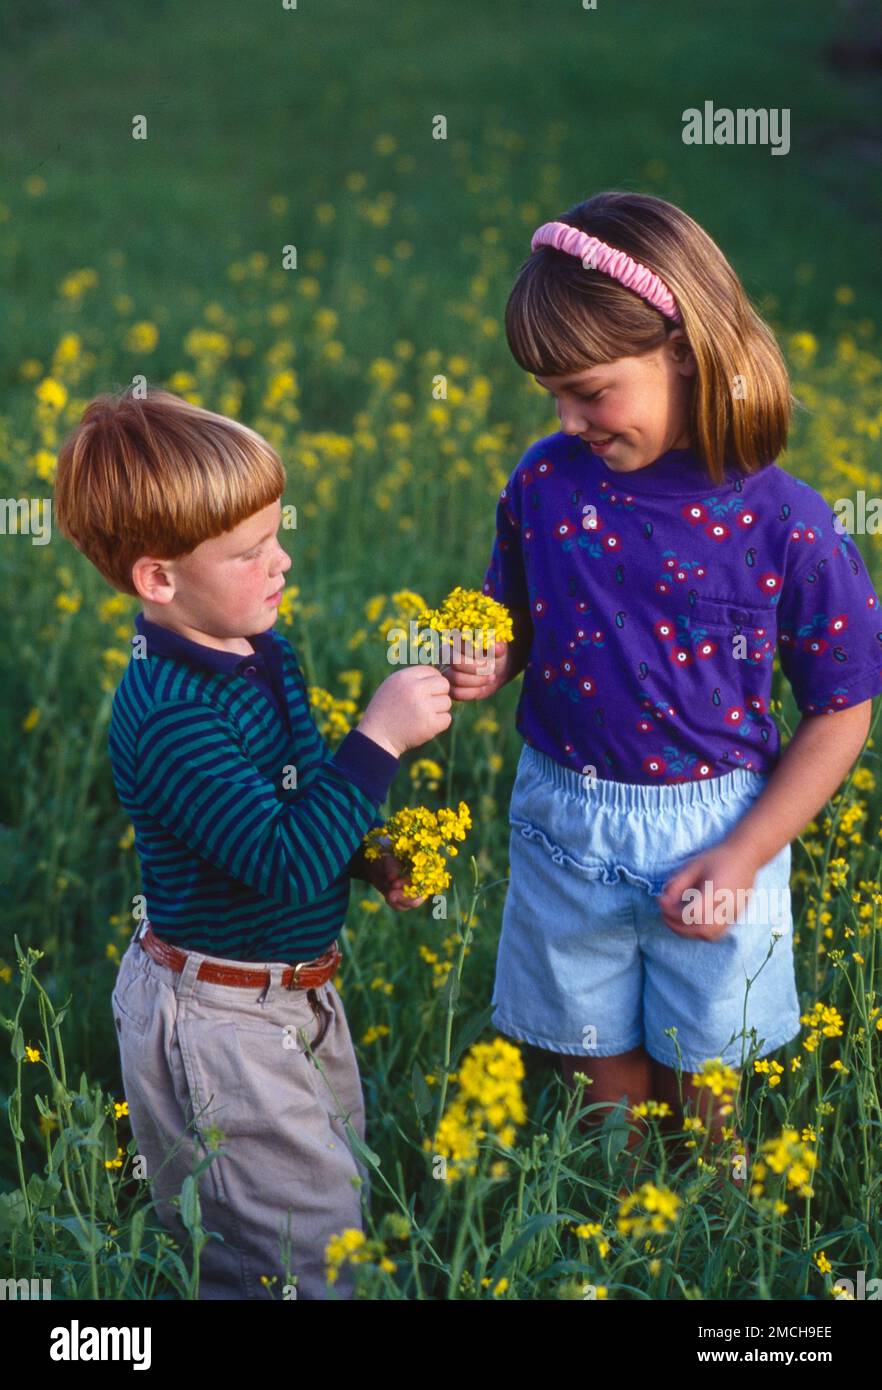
[363,852,426,910]
[358,665,452,757]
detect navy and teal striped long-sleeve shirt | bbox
[107,612,398,961]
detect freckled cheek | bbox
[229,567,263,603]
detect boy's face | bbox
[533,331,697,473]
[135,497,292,650]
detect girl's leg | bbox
[649,1058,750,1183]
[557,1043,654,1152]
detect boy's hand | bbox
[657,843,764,941]
[358,665,452,757]
[363,852,426,910]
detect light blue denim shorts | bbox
[491,744,802,1071]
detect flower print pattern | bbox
[636,697,677,734]
[757,571,783,598]
[566,625,605,652]
[481,432,882,784]
[596,481,637,527]
[563,507,624,560]
[682,496,758,539]
[654,550,707,595]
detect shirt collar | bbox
[133,611,276,675]
[574,437,747,495]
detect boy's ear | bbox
[131,553,179,603]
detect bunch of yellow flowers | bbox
[425,1038,527,1181]
[800,1000,844,1052]
[616,1183,681,1239]
[418,586,513,657]
[324,1228,395,1286]
[751,1126,818,1201]
[309,686,359,743]
[364,589,428,643]
[363,801,471,898]
[690,1057,739,1116]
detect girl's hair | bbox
[53,385,286,596]
[505,190,797,483]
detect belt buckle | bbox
[286,960,308,990]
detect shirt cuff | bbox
[346,844,369,881]
[799,664,882,714]
[331,728,400,804]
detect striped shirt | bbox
[107,612,398,961]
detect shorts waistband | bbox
[520,743,767,811]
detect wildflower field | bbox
[2,0,881,1305]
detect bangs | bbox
[505,251,669,378]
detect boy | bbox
[53,385,451,1300]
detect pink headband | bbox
[530,220,682,324]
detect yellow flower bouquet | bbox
[417,585,513,667]
[363,801,472,899]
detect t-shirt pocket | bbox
[688,594,774,637]
[684,594,777,666]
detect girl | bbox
[448,190,882,1179]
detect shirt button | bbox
[243,665,257,675]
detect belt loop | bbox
[258,962,285,1005]
[177,948,206,1001]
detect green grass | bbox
[1,0,881,1303]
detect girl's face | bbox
[534,331,697,472]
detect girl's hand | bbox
[443,638,511,701]
[363,852,426,911]
[657,843,762,941]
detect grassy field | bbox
[1,0,881,1302]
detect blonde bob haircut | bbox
[506,190,798,485]
[53,385,286,596]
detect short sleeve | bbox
[482,472,529,610]
[776,526,882,714]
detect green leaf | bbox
[128,1207,146,1262]
[486,1213,566,1282]
[411,1062,433,1119]
[48,1129,73,1172]
[102,1122,120,1162]
[437,966,459,1014]
[342,1120,382,1170]
[179,1174,202,1232]
[450,1004,495,1069]
[40,1174,62,1208]
[54,1214,104,1254]
[0,1190,29,1232]
[599,1098,631,1171]
[24,1172,62,1209]
[26,1173,46,1205]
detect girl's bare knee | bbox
[559,1045,654,1118]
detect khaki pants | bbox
[111,925,371,1300]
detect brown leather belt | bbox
[138,924,342,989]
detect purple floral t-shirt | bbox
[482,432,882,785]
